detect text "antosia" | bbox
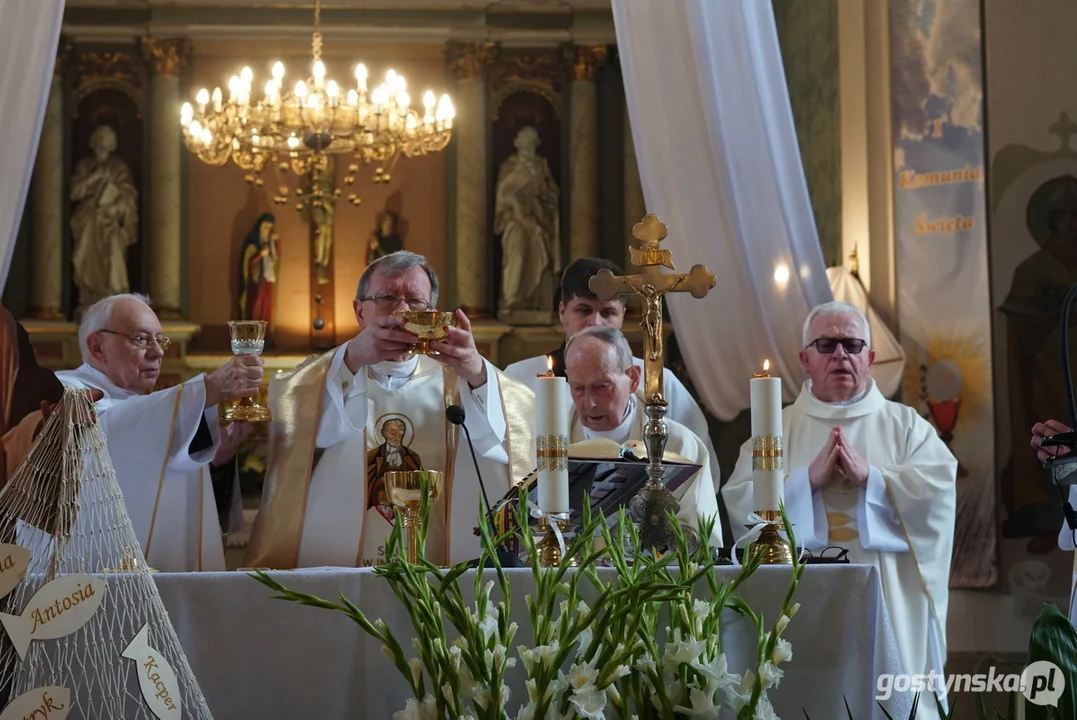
[30,583,96,634]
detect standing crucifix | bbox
[588,214,716,406]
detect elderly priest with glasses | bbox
[244,251,534,570]
[55,293,264,571]
[723,301,957,717]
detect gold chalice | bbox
[223,320,272,423]
[385,470,444,564]
[393,311,457,355]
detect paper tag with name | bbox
[0,544,30,600]
[0,686,70,719]
[0,574,106,660]
[122,623,182,719]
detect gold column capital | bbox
[140,38,191,78]
[570,45,608,82]
[446,41,498,81]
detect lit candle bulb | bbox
[313,60,326,87]
[327,80,339,107]
[179,102,193,127]
[211,87,223,112]
[535,355,569,514]
[195,88,209,111]
[355,63,368,92]
[750,359,783,512]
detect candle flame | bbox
[547,355,553,372]
[763,359,770,372]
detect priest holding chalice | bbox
[245,251,535,570]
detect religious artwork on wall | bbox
[70,125,139,315]
[237,214,282,332]
[367,210,403,264]
[305,160,336,286]
[366,415,422,520]
[494,126,561,324]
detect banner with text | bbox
[890,0,996,587]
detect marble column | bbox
[568,46,606,261]
[448,41,496,317]
[31,60,64,320]
[141,38,189,318]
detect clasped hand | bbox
[809,426,870,490]
[344,308,487,388]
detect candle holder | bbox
[628,402,700,555]
[533,512,576,568]
[745,510,794,565]
[385,470,443,564]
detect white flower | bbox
[759,661,783,689]
[567,660,600,692]
[725,686,750,713]
[525,679,539,704]
[470,684,490,710]
[577,599,590,615]
[672,687,721,719]
[391,695,437,720]
[478,614,499,643]
[516,704,535,720]
[409,657,422,687]
[577,626,594,655]
[753,693,777,720]
[606,664,631,683]
[663,638,706,669]
[775,614,790,636]
[380,645,395,661]
[506,621,519,645]
[518,646,537,674]
[538,642,561,669]
[448,644,462,672]
[569,686,607,719]
[692,599,710,623]
[635,656,657,675]
[788,602,801,619]
[375,618,388,633]
[412,637,423,654]
[693,653,739,696]
[441,683,454,705]
[771,637,792,665]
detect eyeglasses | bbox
[100,329,171,350]
[359,294,430,311]
[806,338,867,355]
[802,546,850,562]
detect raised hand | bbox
[809,427,841,490]
[205,356,264,408]
[344,314,419,373]
[430,309,486,389]
[1031,419,1073,464]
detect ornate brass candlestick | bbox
[224,320,272,422]
[385,470,443,564]
[589,215,716,555]
[393,310,457,355]
[745,510,794,564]
[533,512,575,568]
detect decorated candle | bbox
[535,356,570,514]
[750,359,783,512]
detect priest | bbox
[723,301,956,715]
[504,257,720,496]
[564,326,722,547]
[244,251,534,569]
[1028,417,1077,622]
[57,293,262,571]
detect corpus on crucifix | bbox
[588,214,716,406]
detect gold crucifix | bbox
[589,214,716,406]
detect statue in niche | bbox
[238,214,281,330]
[306,161,335,285]
[70,125,139,313]
[367,210,403,265]
[494,126,561,321]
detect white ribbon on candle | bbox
[730,512,804,567]
[528,501,567,560]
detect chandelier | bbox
[178,0,455,210]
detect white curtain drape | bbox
[613,0,833,421]
[0,0,66,295]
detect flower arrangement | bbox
[253,477,806,720]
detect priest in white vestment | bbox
[504,257,721,498]
[244,251,534,569]
[723,301,957,717]
[54,294,261,571]
[564,326,722,547]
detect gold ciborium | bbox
[385,470,444,564]
[393,311,457,355]
[223,320,272,423]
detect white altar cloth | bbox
[152,565,909,719]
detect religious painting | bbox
[237,214,282,335]
[889,0,997,588]
[366,414,423,520]
[987,117,1077,613]
[491,90,562,325]
[69,87,144,319]
[367,210,404,264]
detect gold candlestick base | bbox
[535,514,575,569]
[385,470,443,564]
[745,509,794,565]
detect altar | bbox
[153,564,911,720]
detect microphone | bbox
[446,404,522,568]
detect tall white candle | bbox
[535,356,570,514]
[750,359,783,512]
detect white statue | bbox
[494,126,561,315]
[70,125,139,312]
